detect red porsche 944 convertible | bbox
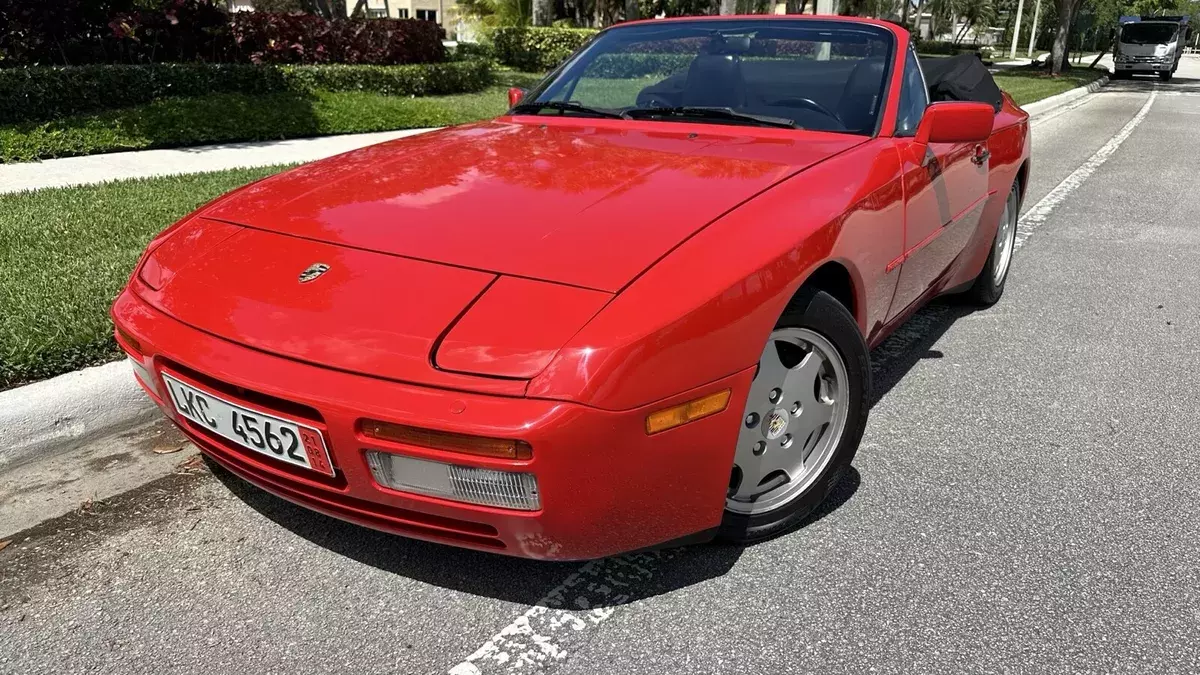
[113,16,1029,560]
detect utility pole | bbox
[1009,0,1026,59]
[1027,0,1041,58]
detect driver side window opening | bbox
[894,47,929,137]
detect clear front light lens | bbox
[366,451,541,511]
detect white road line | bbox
[448,549,684,674]
[447,86,1161,675]
[1015,89,1158,250]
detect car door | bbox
[888,47,990,321]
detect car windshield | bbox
[518,19,895,135]
[1120,23,1178,44]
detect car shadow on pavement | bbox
[208,297,967,604]
[210,457,860,606]
[866,299,976,407]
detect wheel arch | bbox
[790,260,863,331]
[1015,159,1029,203]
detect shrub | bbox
[226,12,445,65]
[491,26,597,71]
[0,0,446,66]
[586,53,692,78]
[451,41,496,62]
[0,60,493,124]
[916,40,989,56]
[0,0,139,66]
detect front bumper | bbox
[1114,58,1172,71]
[113,288,749,560]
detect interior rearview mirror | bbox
[915,102,995,144]
[508,87,526,108]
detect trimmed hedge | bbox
[491,27,598,72]
[224,12,445,65]
[0,59,493,124]
[586,53,692,78]
[917,40,994,57]
[1,0,446,66]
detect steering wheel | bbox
[774,97,841,124]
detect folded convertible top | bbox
[920,54,1004,112]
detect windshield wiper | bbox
[510,101,625,119]
[622,106,797,129]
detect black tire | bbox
[1159,70,1173,82]
[1111,70,1128,80]
[717,288,870,544]
[967,179,1021,306]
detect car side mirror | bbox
[915,102,995,144]
[508,87,526,108]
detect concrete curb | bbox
[1021,74,1111,118]
[0,360,156,473]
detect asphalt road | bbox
[4,63,1200,675]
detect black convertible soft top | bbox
[920,54,1004,112]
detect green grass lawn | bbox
[0,165,291,388]
[1,71,547,164]
[993,67,1107,106]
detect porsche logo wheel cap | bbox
[298,263,330,283]
[764,408,789,440]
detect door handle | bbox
[972,145,991,166]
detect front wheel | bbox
[1159,70,1173,81]
[718,288,869,544]
[966,179,1020,306]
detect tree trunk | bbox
[1088,32,1112,69]
[787,0,802,12]
[1048,0,1072,75]
[719,0,737,15]
[349,0,368,17]
[901,0,910,25]
[1008,0,1024,59]
[912,0,926,36]
[625,0,639,20]
[1026,0,1040,57]
[533,0,554,25]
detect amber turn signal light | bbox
[362,420,533,460]
[115,326,143,357]
[645,389,732,435]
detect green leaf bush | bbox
[491,27,598,72]
[0,60,493,125]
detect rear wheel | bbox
[718,288,869,544]
[966,179,1020,306]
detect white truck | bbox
[1112,15,1190,81]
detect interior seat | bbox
[836,59,886,133]
[681,54,747,109]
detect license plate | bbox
[162,374,335,476]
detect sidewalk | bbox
[0,127,435,195]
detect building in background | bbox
[347,0,459,31]
[223,1,458,34]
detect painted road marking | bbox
[448,549,684,674]
[1016,89,1158,250]
[448,87,1161,675]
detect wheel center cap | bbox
[764,408,789,440]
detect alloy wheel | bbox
[726,327,850,515]
[993,186,1019,286]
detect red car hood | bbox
[202,120,866,293]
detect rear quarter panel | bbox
[946,93,1031,289]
